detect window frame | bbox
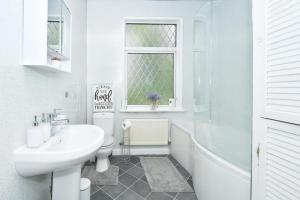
[122,18,183,112]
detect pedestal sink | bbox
[13,125,104,200]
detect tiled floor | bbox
[89,155,198,200]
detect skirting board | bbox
[112,146,170,155]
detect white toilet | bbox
[93,112,115,172]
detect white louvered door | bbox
[259,120,300,200]
[264,0,300,125]
[252,0,300,199]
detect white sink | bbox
[13,124,104,200]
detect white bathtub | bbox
[170,120,194,174]
[171,121,251,200]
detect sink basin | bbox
[13,124,104,200]
[14,125,104,176]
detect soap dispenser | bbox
[40,113,51,142]
[26,116,43,148]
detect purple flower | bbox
[145,92,160,102]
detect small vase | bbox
[151,104,156,110]
[151,101,159,110]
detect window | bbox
[123,19,183,112]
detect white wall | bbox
[87,0,203,148]
[0,0,87,199]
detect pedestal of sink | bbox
[52,164,81,200]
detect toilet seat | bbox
[100,135,114,148]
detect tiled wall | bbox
[0,0,87,199]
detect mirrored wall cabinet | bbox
[23,0,72,72]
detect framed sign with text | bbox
[92,83,114,112]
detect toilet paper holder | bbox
[120,120,132,160]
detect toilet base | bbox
[96,156,110,172]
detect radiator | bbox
[124,119,169,145]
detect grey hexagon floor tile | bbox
[109,156,123,164]
[129,156,140,164]
[143,154,168,157]
[119,173,137,187]
[119,168,125,176]
[126,166,145,179]
[141,175,148,183]
[91,189,113,200]
[135,162,143,168]
[176,192,198,200]
[130,180,151,198]
[91,184,101,195]
[166,192,177,198]
[115,162,134,172]
[101,184,127,199]
[116,189,144,200]
[147,192,173,200]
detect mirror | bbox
[61,2,71,58]
[48,0,61,53]
[47,0,71,59]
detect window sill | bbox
[120,107,185,113]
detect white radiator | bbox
[124,119,169,145]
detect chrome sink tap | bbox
[50,108,69,134]
[52,108,62,118]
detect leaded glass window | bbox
[126,24,176,47]
[127,53,174,105]
[124,21,178,108]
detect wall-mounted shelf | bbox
[47,47,69,61]
[24,64,71,73]
[23,0,72,73]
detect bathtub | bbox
[170,120,194,174]
[171,121,251,200]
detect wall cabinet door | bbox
[23,0,71,72]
